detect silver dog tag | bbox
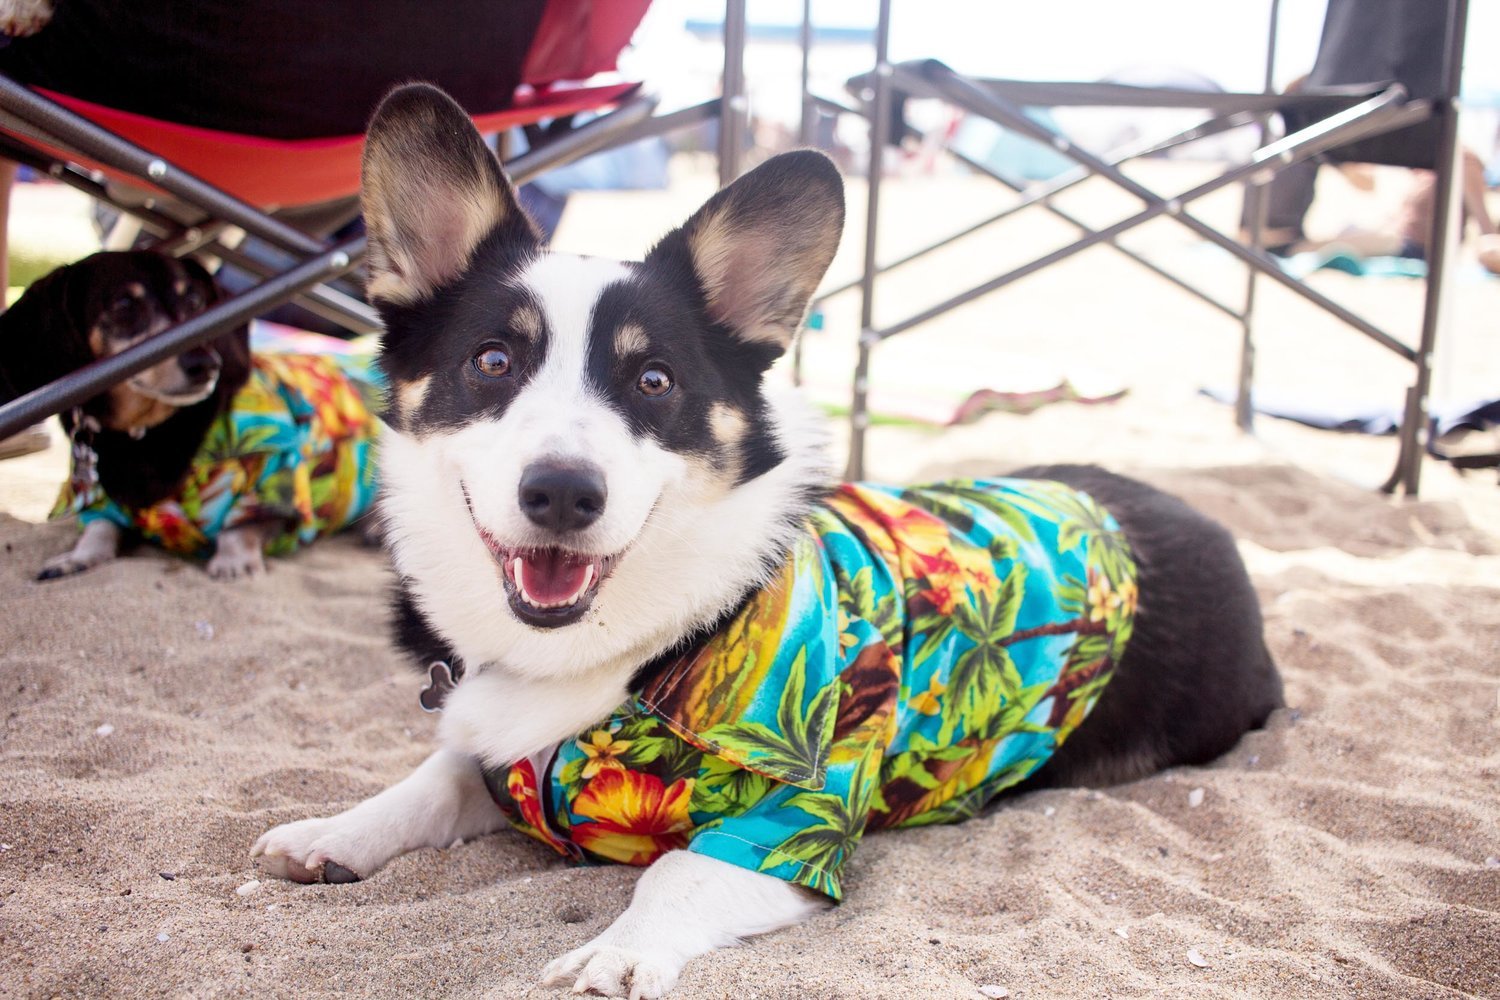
[419,661,460,713]
[65,408,102,501]
[68,436,100,499]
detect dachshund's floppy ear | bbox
[179,255,220,305]
[180,256,252,400]
[644,150,844,357]
[0,258,95,403]
[361,83,539,305]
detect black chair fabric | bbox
[0,0,547,138]
[1289,0,1452,168]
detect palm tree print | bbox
[699,648,837,787]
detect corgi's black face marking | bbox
[582,272,785,484]
[378,233,547,433]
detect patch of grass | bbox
[9,249,74,290]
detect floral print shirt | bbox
[483,479,1138,900]
[51,352,382,558]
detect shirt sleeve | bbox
[687,731,885,901]
[684,585,900,902]
[76,495,133,531]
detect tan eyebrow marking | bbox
[398,375,431,414]
[613,323,648,357]
[710,402,746,446]
[510,303,542,340]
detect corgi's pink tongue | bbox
[513,550,596,607]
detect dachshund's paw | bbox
[37,548,111,580]
[207,545,266,580]
[251,818,365,885]
[0,0,54,38]
[542,941,681,999]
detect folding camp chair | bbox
[0,0,752,441]
[807,0,1470,496]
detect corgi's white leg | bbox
[251,748,502,883]
[38,519,121,580]
[541,851,827,999]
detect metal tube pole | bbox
[0,76,327,259]
[791,0,816,387]
[1393,0,1470,496]
[847,0,893,481]
[504,91,657,185]
[869,87,1417,345]
[815,109,1256,307]
[718,0,748,186]
[942,146,1243,320]
[799,0,815,147]
[209,241,381,334]
[1237,0,1282,432]
[897,62,1413,223]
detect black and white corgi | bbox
[252,84,1282,998]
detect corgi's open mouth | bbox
[497,546,617,626]
[464,488,617,627]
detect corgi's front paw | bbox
[250,817,364,885]
[541,939,681,1000]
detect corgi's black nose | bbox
[518,462,607,532]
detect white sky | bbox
[673,0,1499,99]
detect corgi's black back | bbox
[1008,465,1283,789]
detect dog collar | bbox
[419,660,465,712]
[66,407,103,498]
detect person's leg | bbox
[1244,157,1319,255]
[1461,149,1496,237]
[1457,148,1500,275]
[0,157,17,295]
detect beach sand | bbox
[2,163,1498,998]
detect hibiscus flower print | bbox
[577,729,633,779]
[505,759,572,857]
[571,768,694,866]
[138,505,204,555]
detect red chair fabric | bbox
[523,0,653,86]
[0,0,653,207]
[15,82,640,210]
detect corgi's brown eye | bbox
[638,367,673,397]
[474,346,511,378]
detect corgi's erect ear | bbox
[361,83,538,304]
[646,150,844,352]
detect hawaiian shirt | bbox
[483,478,1138,901]
[50,352,382,559]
